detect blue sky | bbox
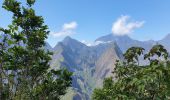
[0,0,170,47]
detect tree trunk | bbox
[0,61,3,100]
[0,41,4,99]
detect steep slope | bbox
[51,36,123,100]
[94,43,123,87]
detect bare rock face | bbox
[94,44,123,87]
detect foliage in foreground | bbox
[0,0,72,100]
[93,44,170,100]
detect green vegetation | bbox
[93,44,170,100]
[0,0,72,99]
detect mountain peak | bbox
[62,36,78,45]
[63,36,73,41]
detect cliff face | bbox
[94,43,123,88]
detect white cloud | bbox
[112,15,145,36]
[50,21,78,37]
[81,40,93,46]
[81,40,112,47]
[63,21,77,30]
[50,30,75,37]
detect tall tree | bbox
[92,44,170,100]
[0,0,72,99]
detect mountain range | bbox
[95,33,170,53]
[46,33,170,100]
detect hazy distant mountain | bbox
[50,36,123,100]
[158,33,170,52]
[95,33,170,53]
[95,34,155,52]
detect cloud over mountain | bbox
[112,15,145,36]
[50,21,78,37]
[81,40,112,46]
